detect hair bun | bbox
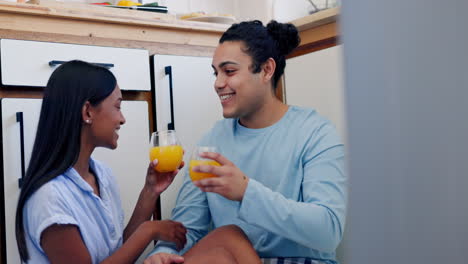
[267,20,300,56]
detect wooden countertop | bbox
[289,7,340,58]
[0,0,229,32]
[291,7,339,32]
[0,0,228,56]
[0,0,339,57]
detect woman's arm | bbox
[41,224,92,264]
[123,186,159,241]
[124,161,184,241]
[42,220,186,264]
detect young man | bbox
[145,20,347,264]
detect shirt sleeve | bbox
[148,167,212,257]
[24,182,78,252]
[238,123,347,253]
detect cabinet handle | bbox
[48,60,114,69]
[16,112,25,188]
[165,66,175,130]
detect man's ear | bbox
[82,101,93,124]
[261,58,276,83]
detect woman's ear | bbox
[261,58,276,83]
[82,101,93,125]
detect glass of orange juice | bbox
[189,146,221,181]
[149,130,183,172]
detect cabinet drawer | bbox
[0,39,150,91]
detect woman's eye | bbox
[225,69,236,74]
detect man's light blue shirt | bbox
[149,106,347,262]
[23,159,124,264]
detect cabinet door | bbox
[92,101,149,225]
[0,39,151,91]
[284,45,346,139]
[153,54,222,220]
[92,100,151,263]
[1,98,42,264]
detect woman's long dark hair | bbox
[219,20,300,90]
[15,60,117,261]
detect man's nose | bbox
[214,75,226,90]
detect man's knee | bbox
[213,224,245,237]
[209,247,237,262]
[185,246,237,264]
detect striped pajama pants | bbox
[261,257,335,264]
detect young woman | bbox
[15,60,187,264]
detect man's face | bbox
[211,41,271,120]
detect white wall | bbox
[233,0,273,23]
[36,0,337,24]
[273,0,339,22]
[285,45,346,140]
[161,0,273,23]
[52,0,273,23]
[273,0,311,22]
[157,0,235,16]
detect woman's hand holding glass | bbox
[191,149,249,201]
[149,130,183,172]
[146,130,184,195]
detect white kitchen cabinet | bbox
[152,54,222,220]
[1,99,151,263]
[284,45,346,140]
[93,101,153,264]
[0,99,40,264]
[0,39,151,91]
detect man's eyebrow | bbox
[212,61,239,69]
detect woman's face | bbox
[88,85,126,149]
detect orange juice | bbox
[189,160,221,181]
[149,145,183,172]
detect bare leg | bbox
[184,247,237,264]
[183,225,261,264]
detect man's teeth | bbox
[220,94,233,100]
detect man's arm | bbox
[239,121,347,252]
[239,145,346,252]
[194,124,347,252]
